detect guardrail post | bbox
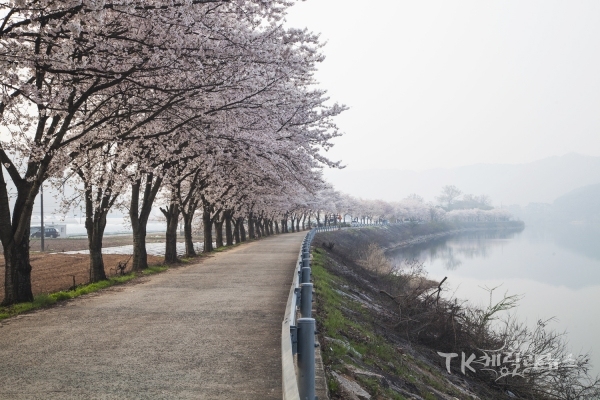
[302,255,310,269]
[301,267,311,284]
[300,283,313,318]
[297,317,316,400]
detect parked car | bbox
[30,227,60,238]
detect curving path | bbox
[0,232,306,400]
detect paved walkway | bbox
[0,232,306,399]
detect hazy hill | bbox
[325,153,600,206]
[552,183,600,223]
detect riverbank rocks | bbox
[331,371,371,400]
[345,364,389,388]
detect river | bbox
[387,223,600,377]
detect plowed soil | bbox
[0,253,165,298]
[24,234,170,253]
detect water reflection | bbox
[388,225,600,289]
[443,248,462,271]
[550,223,600,261]
[400,231,519,263]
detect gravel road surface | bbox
[0,232,305,399]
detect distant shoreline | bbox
[383,221,525,252]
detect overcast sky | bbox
[285,0,600,172]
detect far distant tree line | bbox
[326,186,511,225]
[436,185,493,211]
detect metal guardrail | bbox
[314,225,338,232]
[282,270,301,399]
[282,228,318,400]
[282,224,376,399]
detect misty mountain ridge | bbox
[325,153,600,206]
[552,183,600,223]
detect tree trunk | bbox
[86,213,108,282]
[2,238,34,305]
[182,210,196,257]
[248,213,255,239]
[162,201,180,264]
[132,226,148,269]
[130,174,162,271]
[275,220,280,234]
[234,217,241,244]
[215,212,224,248]
[255,218,262,238]
[202,205,213,253]
[1,176,35,305]
[239,217,247,242]
[83,180,110,282]
[131,216,148,271]
[88,235,105,282]
[260,219,267,237]
[225,210,234,246]
[301,215,306,231]
[269,220,274,235]
[296,217,300,232]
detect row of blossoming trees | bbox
[0,2,514,306]
[0,0,351,305]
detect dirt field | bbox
[0,253,165,299]
[0,233,201,298]
[24,233,171,253]
[0,234,176,254]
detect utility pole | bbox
[40,184,44,252]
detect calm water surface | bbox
[387,224,600,376]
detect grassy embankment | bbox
[312,246,503,400]
[314,248,441,399]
